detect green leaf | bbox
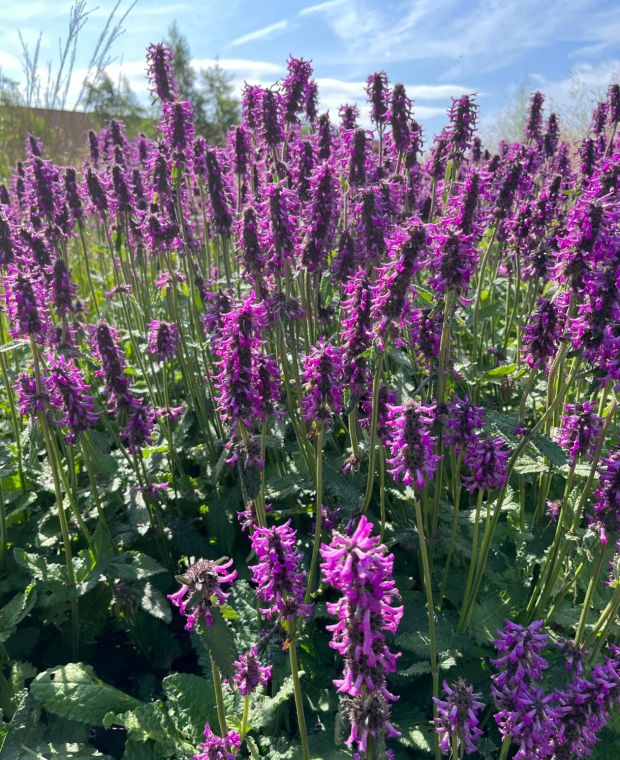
[162,672,215,743]
[104,702,179,754]
[0,690,44,758]
[484,363,517,379]
[0,581,37,643]
[198,607,236,679]
[250,674,296,731]
[31,663,141,725]
[139,582,172,623]
[109,552,167,582]
[531,432,567,466]
[22,743,114,759]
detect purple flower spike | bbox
[589,449,620,544]
[147,320,179,363]
[522,298,563,371]
[463,435,511,492]
[47,354,99,443]
[146,43,178,103]
[168,557,237,632]
[433,679,485,756]
[320,516,403,753]
[249,520,311,624]
[300,339,344,429]
[386,400,440,489]
[232,646,272,696]
[194,722,241,760]
[491,620,563,760]
[556,401,603,466]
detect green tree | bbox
[82,72,154,137]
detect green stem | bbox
[210,653,228,736]
[240,693,251,740]
[498,735,512,760]
[413,498,440,760]
[458,489,484,631]
[288,639,310,760]
[574,543,606,646]
[305,424,324,604]
[362,352,385,513]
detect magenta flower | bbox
[300,339,344,429]
[47,354,99,443]
[249,520,311,624]
[194,722,241,760]
[320,516,403,753]
[232,646,272,696]
[556,401,603,466]
[146,43,178,103]
[522,298,563,371]
[147,320,179,362]
[589,449,620,543]
[386,400,440,488]
[168,557,237,632]
[463,435,511,492]
[433,679,485,756]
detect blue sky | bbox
[1,0,619,135]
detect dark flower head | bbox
[366,71,390,127]
[433,679,485,756]
[168,557,237,631]
[146,43,178,102]
[386,400,440,489]
[232,646,272,696]
[147,320,179,362]
[250,520,311,624]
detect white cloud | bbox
[0,47,22,72]
[229,20,288,49]
[299,0,346,16]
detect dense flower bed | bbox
[0,47,619,760]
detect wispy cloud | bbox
[299,0,346,16]
[229,20,288,49]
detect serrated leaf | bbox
[198,607,236,679]
[31,663,141,725]
[0,581,37,643]
[531,432,567,466]
[0,690,44,758]
[162,672,215,743]
[104,702,181,755]
[250,674,296,731]
[139,582,172,622]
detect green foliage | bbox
[31,663,141,725]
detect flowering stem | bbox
[529,405,614,619]
[584,585,620,663]
[0,482,6,568]
[498,735,512,760]
[460,355,579,631]
[209,652,229,737]
[412,497,441,760]
[288,638,310,760]
[240,693,251,740]
[574,542,606,646]
[362,352,385,513]
[305,423,324,604]
[458,489,485,631]
[379,443,386,540]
